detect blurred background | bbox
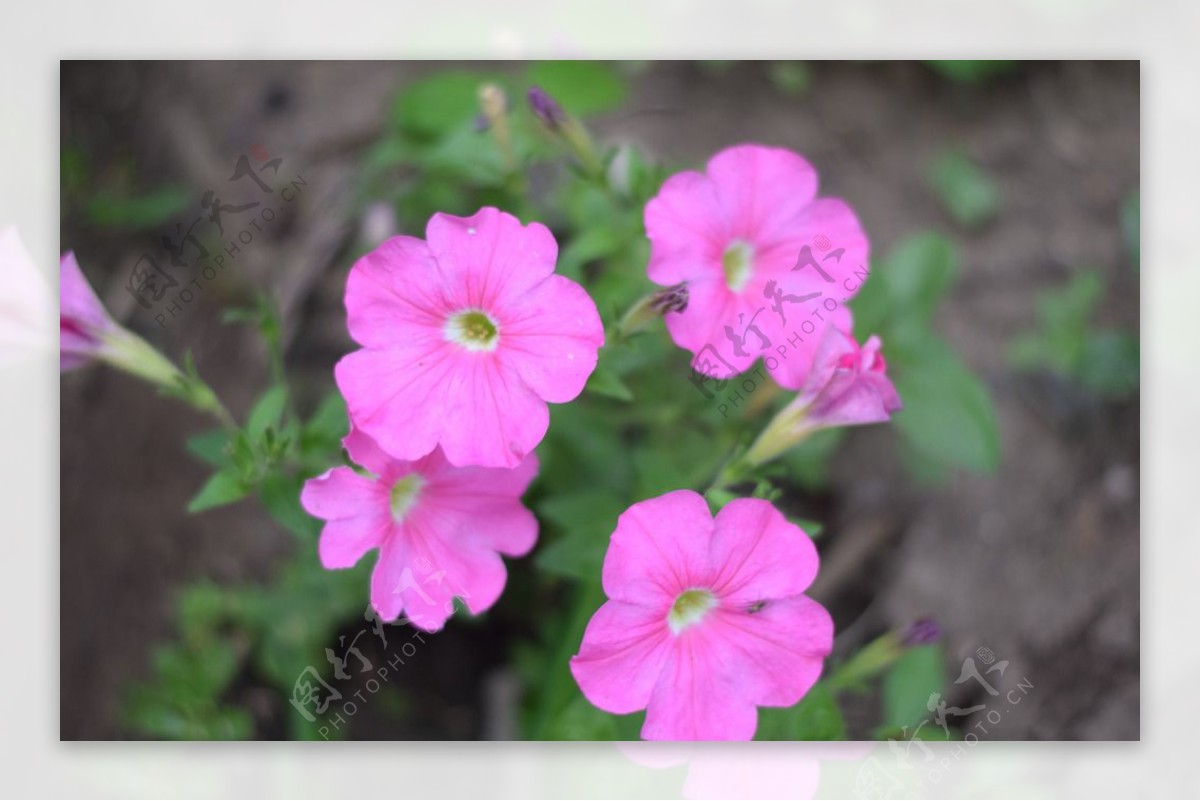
[59,61,1139,740]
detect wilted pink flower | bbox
[60,251,119,371]
[570,490,833,741]
[336,207,604,469]
[744,326,901,466]
[0,226,51,364]
[300,426,538,632]
[644,143,868,389]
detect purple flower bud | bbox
[901,617,941,646]
[650,283,689,315]
[527,85,566,130]
[473,113,490,133]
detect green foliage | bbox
[924,60,1018,84]
[85,185,192,230]
[928,149,1001,228]
[853,233,1001,476]
[768,62,813,96]
[757,682,846,740]
[1009,270,1139,398]
[881,644,946,730]
[525,61,627,116]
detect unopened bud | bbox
[527,85,566,130]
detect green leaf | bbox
[246,386,288,439]
[392,70,499,141]
[534,489,624,580]
[586,365,634,402]
[1078,330,1140,398]
[185,429,232,468]
[260,472,320,538]
[85,186,192,230]
[1121,191,1140,268]
[525,61,627,117]
[879,233,960,327]
[768,62,812,96]
[893,339,1000,474]
[756,682,846,740]
[928,149,1001,228]
[187,470,251,513]
[882,644,946,729]
[924,60,1017,84]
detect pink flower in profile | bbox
[570,490,833,741]
[335,207,604,469]
[744,326,902,466]
[60,250,119,371]
[300,426,538,632]
[644,143,868,389]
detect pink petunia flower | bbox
[335,207,605,469]
[644,143,868,390]
[300,426,539,632]
[570,490,833,741]
[60,250,120,371]
[743,326,902,466]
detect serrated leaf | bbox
[187,470,250,513]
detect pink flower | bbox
[300,426,539,632]
[644,144,868,389]
[570,490,833,741]
[0,226,51,364]
[335,207,604,469]
[60,250,118,371]
[744,327,901,466]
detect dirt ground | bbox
[59,61,1139,740]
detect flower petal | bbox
[641,629,758,741]
[707,596,834,707]
[499,274,604,403]
[301,466,383,521]
[602,490,715,605]
[706,145,818,244]
[343,235,451,349]
[570,600,674,715]
[708,498,820,604]
[644,170,727,286]
[334,343,461,463]
[425,207,559,313]
[318,515,389,569]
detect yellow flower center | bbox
[668,588,718,635]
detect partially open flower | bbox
[59,250,231,423]
[744,326,901,467]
